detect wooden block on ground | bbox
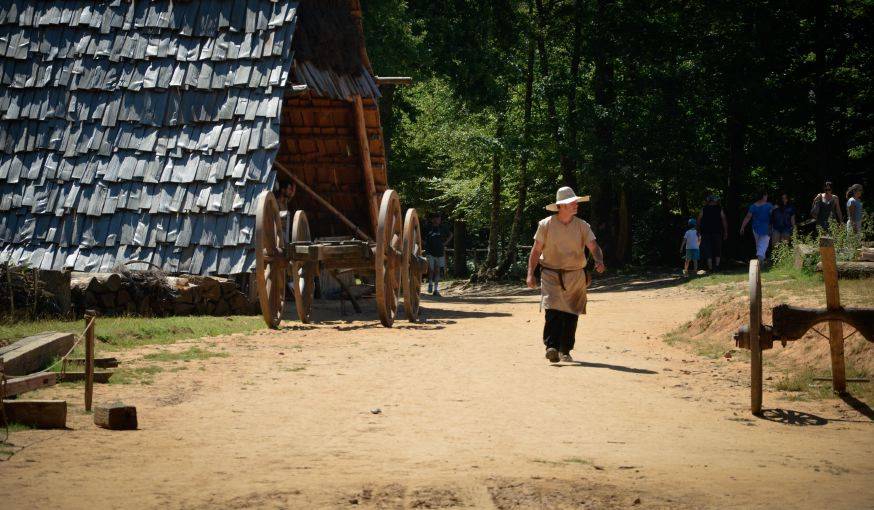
[0,332,75,376]
[3,372,57,397]
[66,357,119,368]
[57,371,113,383]
[1,399,67,429]
[94,403,137,430]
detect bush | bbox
[774,216,868,273]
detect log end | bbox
[94,403,138,430]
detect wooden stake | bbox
[819,237,847,394]
[84,310,96,412]
[353,94,379,237]
[749,260,763,414]
[273,161,374,243]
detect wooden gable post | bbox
[353,95,379,237]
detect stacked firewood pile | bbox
[0,265,71,319]
[171,275,258,316]
[71,268,175,317]
[70,269,257,317]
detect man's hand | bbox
[526,273,537,289]
[594,262,606,274]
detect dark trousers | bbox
[543,309,579,354]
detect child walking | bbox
[681,219,701,276]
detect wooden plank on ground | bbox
[94,403,137,430]
[3,372,57,397]
[57,371,113,383]
[0,332,75,376]
[1,399,67,429]
[66,357,119,369]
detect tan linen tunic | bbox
[533,215,595,315]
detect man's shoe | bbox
[545,348,559,363]
[433,290,441,297]
[427,283,433,293]
[560,353,573,362]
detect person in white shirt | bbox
[681,219,701,276]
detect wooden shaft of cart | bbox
[274,160,375,244]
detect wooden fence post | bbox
[819,237,847,394]
[84,310,96,412]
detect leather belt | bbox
[539,265,569,291]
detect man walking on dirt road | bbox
[527,187,606,363]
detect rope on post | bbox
[83,310,96,412]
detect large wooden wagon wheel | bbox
[255,191,287,329]
[375,190,402,327]
[291,210,317,323]
[748,259,763,414]
[402,208,424,322]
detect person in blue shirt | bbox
[739,191,774,263]
[770,193,796,247]
[846,184,863,234]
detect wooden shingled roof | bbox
[0,0,383,276]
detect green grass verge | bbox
[109,365,164,385]
[684,264,872,305]
[142,346,229,362]
[683,265,818,289]
[774,366,874,403]
[0,315,264,349]
[664,330,750,361]
[3,422,34,433]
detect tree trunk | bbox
[378,84,397,166]
[534,0,578,191]
[814,0,830,183]
[453,220,467,277]
[560,0,584,191]
[615,187,631,263]
[497,4,535,277]
[590,0,618,264]
[725,95,745,260]
[484,116,505,270]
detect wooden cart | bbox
[734,237,874,414]
[253,184,427,329]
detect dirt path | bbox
[2,279,872,509]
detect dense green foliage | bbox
[362,0,872,270]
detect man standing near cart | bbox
[527,187,606,363]
[424,212,452,297]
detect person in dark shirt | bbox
[770,193,796,247]
[811,181,843,231]
[423,213,452,296]
[697,195,728,271]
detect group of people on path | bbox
[682,182,865,273]
[739,182,865,264]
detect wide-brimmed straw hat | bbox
[545,186,590,212]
